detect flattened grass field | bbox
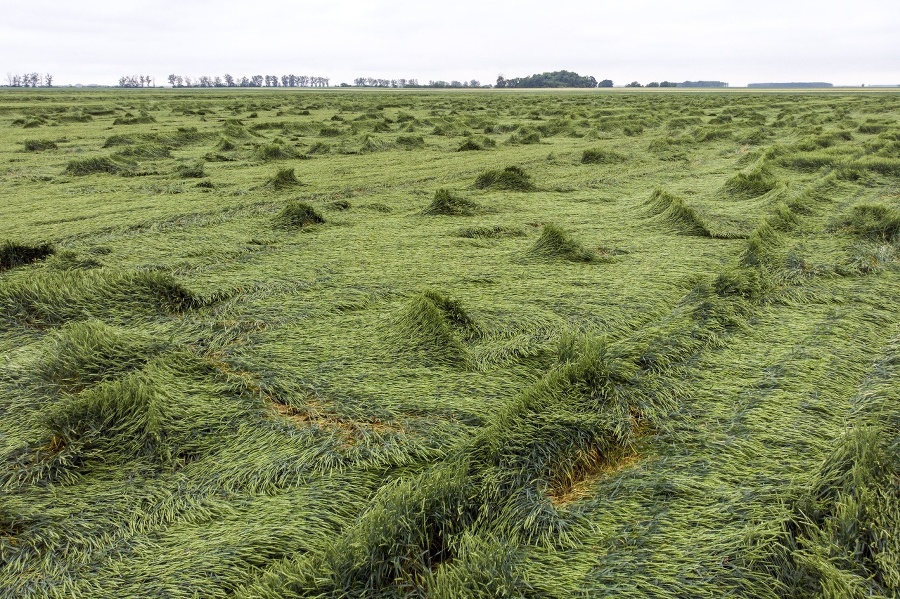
[1,88,898,598]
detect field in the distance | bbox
[1,88,898,598]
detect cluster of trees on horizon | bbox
[5,73,52,87]
[3,70,738,89]
[349,78,488,88]
[164,74,331,88]
[495,71,607,88]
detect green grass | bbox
[1,87,899,599]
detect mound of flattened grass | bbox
[22,139,58,152]
[840,204,900,240]
[423,189,481,216]
[724,166,778,198]
[645,189,713,237]
[266,167,302,189]
[273,201,325,229]
[392,290,480,365]
[474,166,535,191]
[526,224,601,262]
[453,225,526,239]
[253,142,298,161]
[581,148,626,164]
[64,156,135,176]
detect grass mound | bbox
[253,142,298,161]
[741,222,783,267]
[30,320,165,393]
[581,148,626,164]
[395,135,425,149]
[526,224,600,262]
[64,156,134,176]
[474,166,535,191]
[266,167,302,189]
[0,269,199,326]
[215,136,238,151]
[0,241,54,271]
[840,204,900,240]
[423,189,481,216]
[453,225,526,239]
[644,189,713,237]
[393,290,479,365]
[22,139,57,152]
[112,115,156,125]
[724,166,778,198]
[176,161,205,178]
[273,201,325,229]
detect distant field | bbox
[1,88,898,598]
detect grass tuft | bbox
[423,189,482,216]
[453,225,526,239]
[22,139,57,152]
[474,166,535,191]
[526,224,601,262]
[266,167,302,189]
[273,201,325,229]
[724,166,778,198]
[581,148,626,164]
[840,204,900,241]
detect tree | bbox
[598,79,613,88]
[646,81,660,87]
[660,81,677,87]
[625,81,642,87]
[44,73,53,87]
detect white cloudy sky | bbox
[2,0,897,86]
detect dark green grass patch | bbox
[273,201,325,229]
[453,225,527,239]
[0,241,55,271]
[474,166,535,191]
[581,148,626,164]
[22,139,57,152]
[112,115,156,125]
[423,189,482,216]
[840,204,900,241]
[266,167,302,189]
[253,141,298,161]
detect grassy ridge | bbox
[1,88,898,598]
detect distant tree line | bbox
[5,73,52,87]
[163,74,330,88]
[349,78,487,88]
[678,81,728,88]
[626,81,678,87]
[118,75,154,88]
[747,82,833,88]
[496,70,599,88]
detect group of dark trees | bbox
[496,70,600,88]
[118,75,154,88]
[163,74,330,88]
[5,73,52,87]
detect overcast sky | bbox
[2,0,897,87]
